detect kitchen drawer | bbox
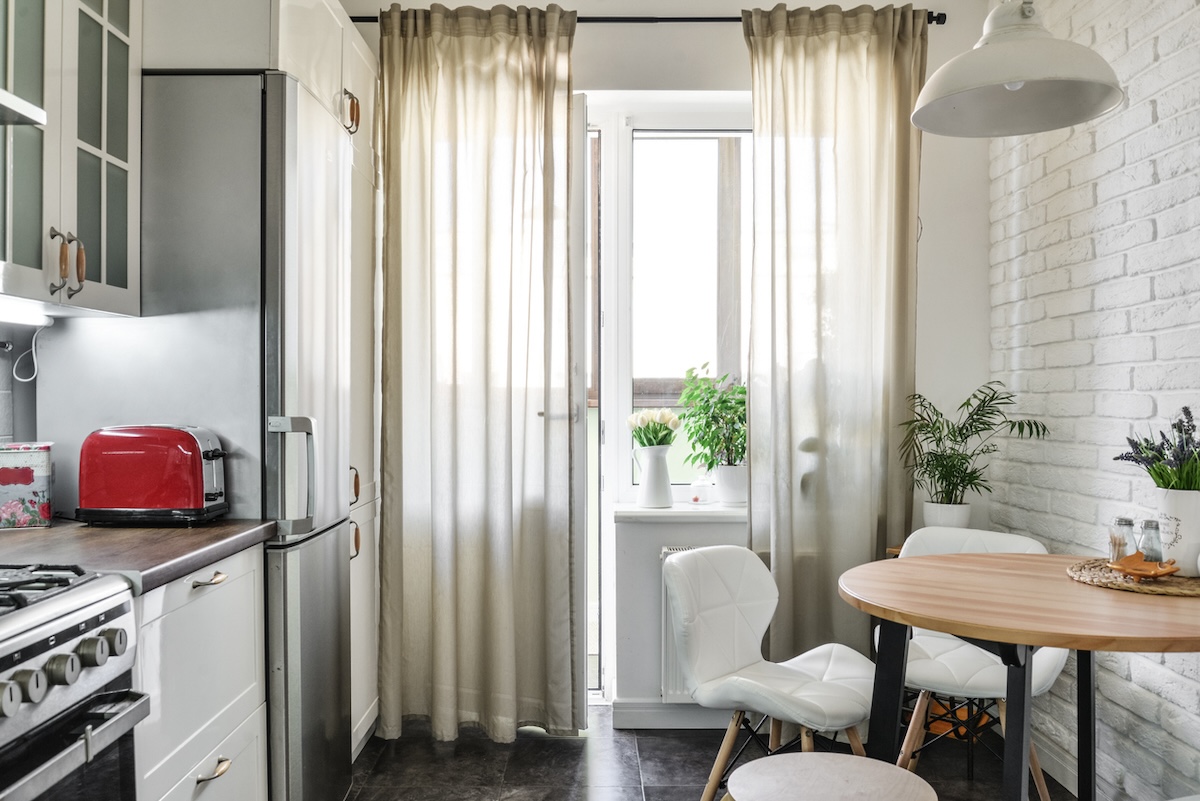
[134,545,265,801]
[157,703,268,801]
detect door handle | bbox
[343,89,360,134]
[191,571,228,589]
[268,415,318,537]
[66,237,87,299]
[350,521,361,560]
[48,227,74,296]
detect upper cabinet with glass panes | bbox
[0,0,141,317]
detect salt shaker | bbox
[1110,516,1136,562]
[1139,519,1163,562]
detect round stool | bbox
[727,753,937,801]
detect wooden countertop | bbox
[0,518,275,595]
[839,552,1200,653]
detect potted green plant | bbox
[678,365,748,506]
[899,381,1048,527]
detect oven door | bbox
[0,687,149,801]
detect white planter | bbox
[1158,488,1200,578]
[633,445,673,508]
[923,501,971,528]
[715,464,748,506]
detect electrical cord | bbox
[13,325,48,383]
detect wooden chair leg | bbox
[800,726,815,752]
[769,718,782,752]
[702,710,745,801]
[997,699,1051,801]
[897,689,931,771]
[845,725,866,757]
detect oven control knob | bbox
[77,636,111,668]
[45,653,82,686]
[0,682,19,717]
[100,628,129,657]
[12,669,47,704]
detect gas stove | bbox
[0,565,138,754]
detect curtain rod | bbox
[352,11,948,24]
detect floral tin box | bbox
[0,443,53,528]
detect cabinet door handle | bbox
[48,227,73,295]
[191,571,228,589]
[66,237,87,299]
[196,756,232,784]
[350,465,361,504]
[343,89,360,134]
[350,521,361,560]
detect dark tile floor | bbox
[350,705,1074,800]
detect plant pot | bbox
[633,445,673,508]
[923,501,971,528]
[715,464,748,506]
[1158,488,1200,578]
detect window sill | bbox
[613,502,747,524]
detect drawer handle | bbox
[196,756,232,784]
[350,521,361,560]
[192,571,228,589]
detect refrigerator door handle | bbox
[268,415,317,536]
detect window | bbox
[590,94,752,502]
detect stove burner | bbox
[0,565,97,614]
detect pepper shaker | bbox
[1139,519,1163,562]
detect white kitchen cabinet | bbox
[144,0,374,135]
[157,703,268,801]
[347,43,379,511]
[0,0,141,316]
[349,498,380,758]
[134,546,266,801]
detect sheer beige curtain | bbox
[376,3,581,743]
[743,5,927,658]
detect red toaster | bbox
[76,425,230,524]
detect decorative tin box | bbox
[0,443,54,528]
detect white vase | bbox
[923,501,971,528]
[715,464,748,506]
[1158,488,1200,578]
[633,445,673,508]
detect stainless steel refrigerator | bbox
[35,71,353,801]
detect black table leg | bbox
[867,619,910,761]
[1002,644,1033,801]
[1077,650,1096,801]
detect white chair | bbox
[663,545,876,801]
[894,527,1069,801]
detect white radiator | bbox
[660,546,696,704]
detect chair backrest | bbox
[662,545,776,690]
[899,526,1048,558]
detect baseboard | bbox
[352,700,380,760]
[611,698,733,729]
[1032,730,1078,797]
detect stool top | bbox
[728,753,937,801]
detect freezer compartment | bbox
[265,520,352,801]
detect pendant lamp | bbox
[911,0,1123,137]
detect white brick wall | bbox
[987,0,1200,798]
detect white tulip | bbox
[655,408,673,425]
[637,411,652,428]
[668,416,681,430]
[627,413,640,430]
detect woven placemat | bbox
[1067,558,1200,596]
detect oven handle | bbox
[0,691,150,801]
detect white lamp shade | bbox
[912,1,1124,137]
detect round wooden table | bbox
[838,552,1200,801]
[726,752,937,801]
